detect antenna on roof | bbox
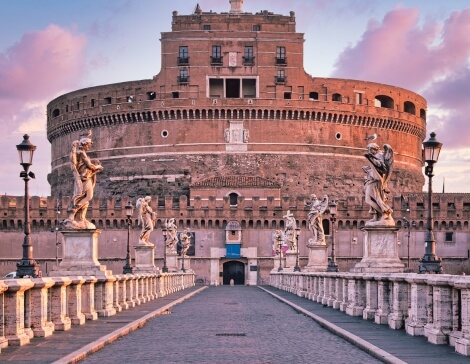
[442,177,445,193]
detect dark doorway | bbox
[223,261,245,285]
[226,79,240,98]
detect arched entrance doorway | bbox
[223,261,245,285]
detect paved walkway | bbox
[0,285,468,363]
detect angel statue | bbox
[179,228,192,256]
[362,143,394,226]
[272,229,284,256]
[64,130,104,230]
[164,218,178,253]
[305,194,328,245]
[283,210,297,251]
[136,196,157,245]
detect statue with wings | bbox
[363,143,394,226]
[164,218,178,253]
[136,196,157,245]
[306,194,329,245]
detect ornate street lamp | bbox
[123,201,134,274]
[326,200,338,272]
[418,132,443,274]
[277,233,283,272]
[293,227,301,272]
[181,238,186,273]
[161,225,169,273]
[16,134,41,278]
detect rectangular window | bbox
[203,24,211,31]
[356,92,363,105]
[243,46,254,65]
[276,46,286,65]
[445,232,453,242]
[253,25,261,31]
[172,91,179,99]
[178,68,189,84]
[284,92,291,99]
[178,46,189,65]
[104,97,112,104]
[275,70,286,83]
[91,99,95,107]
[211,45,222,64]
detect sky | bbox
[1,0,470,196]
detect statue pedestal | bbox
[133,244,159,274]
[51,229,110,277]
[271,256,286,272]
[303,241,328,272]
[166,252,179,272]
[351,226,405,273]
[284,251,297,269]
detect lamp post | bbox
[16,134,41,278]
[327,200,338,272]
[277,234,283,272]
[402,217,416,269]
[123,201,134,274]
[181,237,186,273]
[418,132,443,274]
[55,199,61,266]
[162,225,169,273]
[293,227,301,272]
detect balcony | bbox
[275,57,287,66]
[275,76,286,84]
[177,57,189,65]
[243,56,255,66]
[210,56,223,65]
[177,76,190,84]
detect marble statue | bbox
[63,130,103,230]
[179,228,192,255]
[272,229,284,256]
[164,218,178,253]
[363,142,394,226]
[306,194,328,245]
[283,210,297,251]
[136,196,157,245]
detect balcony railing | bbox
[243,56,255,66]
[177,76,190,84]
[210,56,223,65]
[177,57,189,65]
[275,57,287,66]
[275,76,286,84]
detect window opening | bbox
[178,46,189,65]
[243,46,254,65]
[226,79,240,98]
[276,46,286,65]
[212,45,222,64]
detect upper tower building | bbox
[47,1,427,202]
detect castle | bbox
[1,1,469,282]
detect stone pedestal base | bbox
[51,229,111,277]
[303,242,328,272]
[455,337,470,356]
[351,226,405,273]
[271,256,286,272]
[284,251,297,269]
[133,244,159,274]
[165,252,179,272]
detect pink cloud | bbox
[331,7,470,91]
[0,24,87,101]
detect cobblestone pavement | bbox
[80,286,381,364]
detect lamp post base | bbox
[123,265,134,274]
[418,256,442,274]
[16,261,41,278]
[326,261,338,272]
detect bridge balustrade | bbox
[270,272,470,357]
[0,272,194,353]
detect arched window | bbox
[229,193,238,206]
[374,95,394,109]
[404,101,416,115]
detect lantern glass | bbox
[16,134,36,166]
[329,200,337,215]
[422,132,442,163]
[125,202,134,217]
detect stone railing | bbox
[270,272,470,356]
[0,272,195,353]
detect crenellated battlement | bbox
[2,193,470,232]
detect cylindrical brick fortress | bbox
[46,5,426,202]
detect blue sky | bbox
[1,0,470,196]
